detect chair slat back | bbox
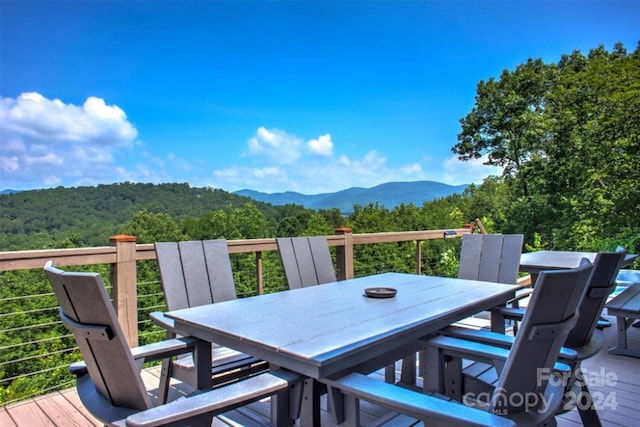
[565,247,628,347]
[491,259,593,415]
[155,240,236,311]
[277,236,337,289]
[44,263,151,411]
[458,234,524,284]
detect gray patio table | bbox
[520,250,637,278]
[165,272,522,425]
[518,250,638,330]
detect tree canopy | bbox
[454,42,640,251]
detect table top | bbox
[166,272,520,379]
[520,250,638,274]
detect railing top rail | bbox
[351,228,471,244]
[0,246,117,271]
[0,227,473,272]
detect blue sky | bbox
[1,1,638,194]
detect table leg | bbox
[272,381,303,427]
[299,378,322,426]
[421,344,444,393]
[327,385,359,427]
[617,316,629,351]
[491,309,506,334]
[524,272,540,287]
[193,340,213,390]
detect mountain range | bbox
[234,180,468,213]
[1,180,468,214]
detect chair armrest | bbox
[69,338,203,377]
[124,369,302,427]
[439,326,578,362]
[149,311,177,333]
[69,338,203,378]
[321,372,515,427]
[506,288,533,307]
[130,336,205,363]
[493,306,525,322]
[561,329,603,362]
[68,361,87,377]
[441,325,515,348]
[422,335,511,365]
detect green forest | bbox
[1,42,639,405]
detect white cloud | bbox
[214,137,501,194]
[43,175,62,186]
[0,102,503,195]
[0,92,139,189]
[211,165,290,191]
[246,127,302,164]
[401,163,422,174]
[338,155,351,166]
[441,154,502,185]
[1,92,137,145]
[210,128,477,194]
[23,152,64,167]
[307,134,333,156]
[0,156,19,173]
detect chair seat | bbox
[154,240,271,402]
[173,347,269,386]
[44,261,302,427]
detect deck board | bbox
[2,313,639,426]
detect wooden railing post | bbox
[109,234,138,347]
[475,218,487,234]
[334,228,354,280]
[256,251,264,295]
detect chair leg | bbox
[158,357,173,404]
[577,382,602,427]
[271,387,297,427]
[384,364,395,383]
[399,354,417,385]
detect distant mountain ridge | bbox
[235,180,468,213]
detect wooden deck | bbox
[2,312,639,426]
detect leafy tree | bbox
[454,58,556,199]
[0,183,277,249]
[302,213,334,237]
[317,208,344,230]
[541,44,640,250]
[232,203,273,239]
[123,210,186,243]
[275,204,313,237]
[277,216,304,237]
[454,42,640,252]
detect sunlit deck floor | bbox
[2,312,639,426]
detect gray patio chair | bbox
[276,236,337,289]
[489,246,627,426]
[44,261,300,427]
[321,259,593,427]
[399,233,524,385]
[277,236,405,390]
[151,240,269,403]
[457,233,524,284]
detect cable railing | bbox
[0,226,474,406]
